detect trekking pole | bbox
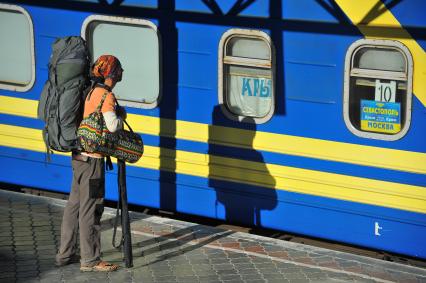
[118,159,133,268]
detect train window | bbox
[0,5,35,92]
[82,15,160,109]
[343,39,413,141]
[219,29,275,123]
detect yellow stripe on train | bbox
[1,95,424,174]
[0,123,425,214]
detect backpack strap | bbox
[85,87,95,101]
[42,128,53,162]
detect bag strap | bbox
[95,91,110,113]
[90,88,135,134]
[123,120,134,133]
[112,189,123,249]
[115,100,134,134]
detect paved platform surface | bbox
[0,189,426,283]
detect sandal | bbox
[80,261,119,272]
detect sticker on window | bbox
[227,74,272,117]
[360,100,401,134]
[375,80,396,102]
[240,77,271,97]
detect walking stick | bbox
[113,159,133,268]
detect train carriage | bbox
[0,0,425,259]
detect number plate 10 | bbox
[375,80,396,102]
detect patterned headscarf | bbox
[91,55,123,82]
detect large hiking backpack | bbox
[37,36,90,153]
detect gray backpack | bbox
[37,36,90,154]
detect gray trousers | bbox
[56,156,105,265]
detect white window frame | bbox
[81,15,161,109]
[343,39,413,141]
[0,4,35,92]
[218,29,275,124]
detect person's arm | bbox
[103,111,123,133]
[101,92,123,133]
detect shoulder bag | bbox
[77,91,144,163]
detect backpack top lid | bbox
[49,36,89,86]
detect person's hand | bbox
[116,106,127,120]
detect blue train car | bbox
[0,0,425,259]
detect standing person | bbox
[56,55,126,272]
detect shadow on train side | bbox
[6,0,423,39]
[158,0,178,217]
[209,105,277,228]
[4,0,424,216]
[357,0,402,25]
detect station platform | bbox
[0,189,425,283]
